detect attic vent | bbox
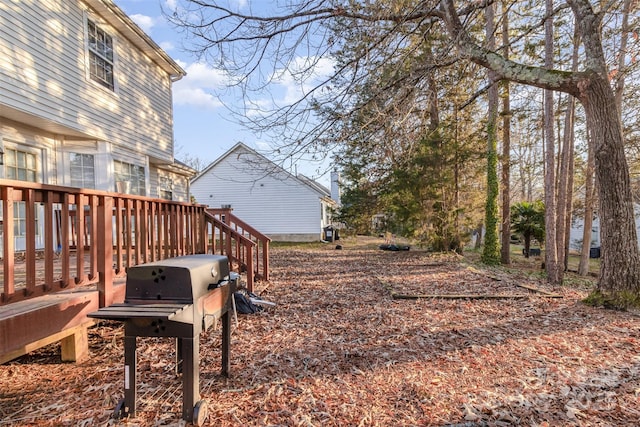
[221,204,232,209]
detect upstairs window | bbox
[87,19,114,90]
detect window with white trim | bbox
[114,160,145,196]
[69,153,95,189]
[159,176,173,200]
[4,148,39,237]
[87,19,115,90]
[5,148,38,182]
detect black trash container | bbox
[323,226,334,242]
[589,247,601,259]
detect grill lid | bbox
[125,254,231,303]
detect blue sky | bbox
[113,0,332,186]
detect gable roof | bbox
[86,0,185,79]
[297,174,331,198]
[192,142,331,199]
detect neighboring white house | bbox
[1,0,195,250]
[190,142,338,242]
[569,205,640,253]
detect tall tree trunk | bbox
[454,107,461,235]
[578,127,595,276]
[614,0,632,108]
[544,0,561,284]
[562,96,576,272]
[583,77,640,301]
[574,0,638,295]
[481,2,500,265]
[558,27,580,272]
[500,1,511,265]
[576,0,632,278]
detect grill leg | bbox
[123,335,137,418]
[221,309,231,377]
[175,337,183,374]
[180,337,199,422]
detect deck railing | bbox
[206,208,270,292]
[0,180,267,307]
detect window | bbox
[69,153,95,189]
[159,176,173,200]
[3,148,39,237]
[5,148,38,182]
[13,202,32,237]
[87,19,114,90]
[114,160,145,196]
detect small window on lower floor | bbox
[159,176,173,200]
[5,148,38,182]
[159,189,173,200]
[114,160,145,195]
[69,153,95,189]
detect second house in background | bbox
[190,143,339,242]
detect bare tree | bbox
[613,0,633,109]
[500,0,511,265]
[558,27,580,273]
[542,0,561,284]
[482,1,500,265]
[169,0,640,307]
[578,127,596,276]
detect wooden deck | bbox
[0,180,269,364]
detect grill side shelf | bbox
[88,303,191,321]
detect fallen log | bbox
[391,293,530,300]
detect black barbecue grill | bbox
[88,254,238,425]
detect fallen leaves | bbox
[2,239,640,426]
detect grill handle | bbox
[207,273,240,290]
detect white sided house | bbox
[1,0,195,250]
[190,143,338,242]
[569,205,640,255]
[1,0,192,197]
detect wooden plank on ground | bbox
[391,293,531,300]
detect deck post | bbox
[262,240,270,281]
[60,323,91,362]
[97,195,114,307]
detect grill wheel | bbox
[193,399,208,426]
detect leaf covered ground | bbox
[2,238,640,426]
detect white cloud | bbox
[173,61,228,109]
[129,14,155,33]
[164,0,178,10]
[173,86,223,109]
[271,56,335,104]
[159,41,175,51]
[311,57,335,79]
[254,141,271,151]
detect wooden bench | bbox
[0,290,99,364]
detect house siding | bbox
[191,146,326,240]
[0,0,175,162]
